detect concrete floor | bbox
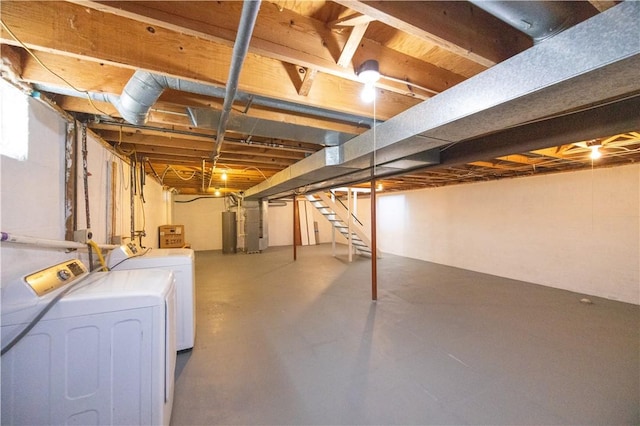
[170,244,639,425]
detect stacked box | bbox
[159,225,185,248]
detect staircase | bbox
[305,192,379,257]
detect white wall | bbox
[1,85,168,285]
[172,195,226,250]
[1,89,71,281]
[267,199,350,247]
[376,165,640,304]
[67,128,168,249]
[268,201,293,247]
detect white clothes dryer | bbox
[1,260,176,426]
[107,243,196,351]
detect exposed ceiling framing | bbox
[1,0,637,197]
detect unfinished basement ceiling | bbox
[1,1,638,196]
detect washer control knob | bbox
[57,269,71,281]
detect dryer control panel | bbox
[25,260,88,296]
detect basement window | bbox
[0,78,29,161]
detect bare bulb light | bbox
[361,83,376,103]
[221,171,228,181]
[590,145,602,160]
[214,188,221,196]
[357,60,380,84]
[357,60,380,104]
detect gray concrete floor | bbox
[170,244,639,425]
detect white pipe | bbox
[1,232,118,250]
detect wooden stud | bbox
[332,0,532,66]
[297,67,317,97]
[337,22,370,68]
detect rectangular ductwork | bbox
[186,107,355,146]
[244,2,640,200]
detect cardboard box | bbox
[159,225,185,248]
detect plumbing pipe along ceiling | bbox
[1,1,638,196]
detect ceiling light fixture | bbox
[214,188,221,197]
[221,170,228,181]
[357,60,380,84]
[357,60,380,103]
[590,144,602,160]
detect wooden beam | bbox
[332,0,532,67]
[297,68,317,97]
[0,1,420,120]
[96,130,309,161]
[495,154,545,166]
[337,22,370,68]
[530,145,575,160]
[89,121,323,154]
[328,12,375,28]
[0,44,23,80]
[74,1,466,96]
[588,1,618,12]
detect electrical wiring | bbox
[161,166,198,182]
[174,196,219,203]
[241,166,267,180]
[0,19,113,118]
[114,126,137,157]
[107,247,152,270]
[138,189,146,234]
[146,159,162,184]
[119,156,130,191]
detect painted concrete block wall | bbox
[1,88,168,286]
[1,93,70,283]
[268,201,293,247]
[375,164,640,305]
[172,195,226,250]
[70,132,166,249]
[267,200,349,247]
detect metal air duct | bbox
[243,2,640,200]
[468,1,598,43]
[213,0,261,163]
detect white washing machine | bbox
[1,259,176,426]
[107,243,196,351]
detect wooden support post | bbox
[371,179,378,301]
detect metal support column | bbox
[331,191,336,257]
[347,187,353,263]
[371,179,378,301]
[293,196,298,261]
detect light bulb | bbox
[590,145,602,160]
[377,183,383,191]
[361,83,376,103]
[221,171,228,181]
[214,188,221,196]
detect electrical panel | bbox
[159,225,185,248]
